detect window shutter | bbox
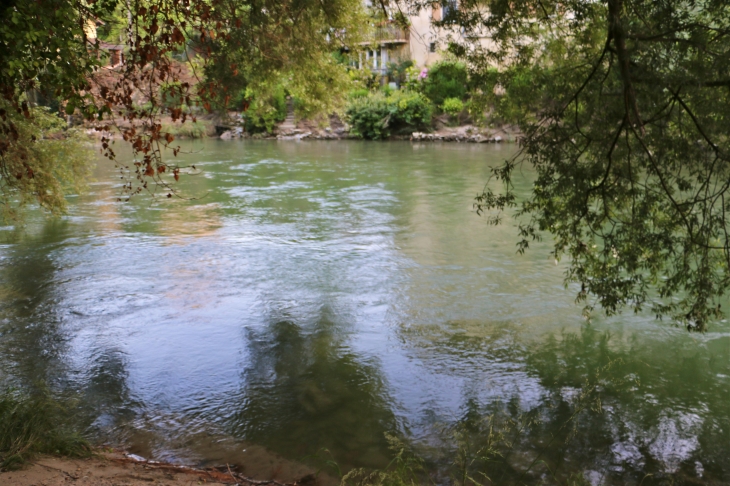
[431,3,442,21]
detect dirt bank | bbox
[0,451,323,486]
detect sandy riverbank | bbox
[0,451,322,486]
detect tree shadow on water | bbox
[226,306,399,472]
[0,219,137,445]
[384,322,730,485]
[445,325,730,485]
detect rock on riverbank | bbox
[410,131,503,143]
[218,123,520,143]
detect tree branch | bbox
[609,0,643,134]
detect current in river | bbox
[1,140,729,484]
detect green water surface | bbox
[1,140,729,484]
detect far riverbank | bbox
[85,114,521,144]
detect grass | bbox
[341,434,426,486]
[0,388,92,470]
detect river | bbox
[1,140,729,484]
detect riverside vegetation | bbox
[214,59,486,141]
[0,389,91,470]
[341,60,476,140]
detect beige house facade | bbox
[407,4,452,69]
[357,5,448,74]
[357,2,492,79]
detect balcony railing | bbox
[360,25,409,45]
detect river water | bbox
[1,140,729,484]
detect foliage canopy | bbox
[421,59,469,107]
[427,0,730,329]
[0,102,92,221]
[0,0,365,213]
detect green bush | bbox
[422,60,468,106]
[348,88,370,100]
[442,97,464,117]
[243,86,288,134]
[345,91,433,140]
[229,89,249,111]
[348,67,383,91]
[346,93,392,140]
[391,91,433,132]
[497,66,544,124]
[398,65,421,93]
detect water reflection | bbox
[1,140,729,484]
[524,325,730,484]
[404,322,730,484]
[230,307,397,469]
[0,220,75,389]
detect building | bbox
[357,2,490,82]
[358,23,410,75]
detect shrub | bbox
[348,67,382,91]
[422,60,468,106]
[160,81,184,108]
[442,97,464,117]
[243,85,288,134]
[392,91,433,131]
[348,88,370,100]
[400,64,423,93]
[346,91,433,140]
[229,89,250,111]
[497,66,544,124]
[345,92,392,140]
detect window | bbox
[442,0,457,21]
[429,42,436,53]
